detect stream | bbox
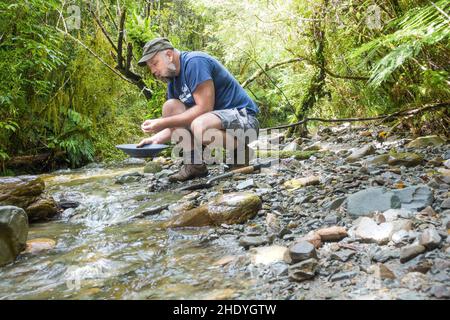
[0,165,261,300]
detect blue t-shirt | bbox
[167,51,259,115]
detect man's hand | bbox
[137,137,155,148]
[141,119,166,134]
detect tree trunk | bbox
[288,0,329,137]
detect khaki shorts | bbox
[211,108,259,136]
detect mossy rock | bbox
[406,135,446,148]
[144,161,163,174]
[164,192,262,228]
[388,152,424,167]
[257,150,316,160]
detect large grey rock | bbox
[347,185,433,217]
[288,258,318,282]
[115,172,144,184]
[393,185,433,211]
[346,144,375,163]
[406,135,446,148]
[347,187,401,217]
[0,206,28,266]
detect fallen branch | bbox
[263,101,450,130]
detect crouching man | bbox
[137,38,259,182]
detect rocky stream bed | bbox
[0,124,449,300]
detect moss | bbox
[256,150,316,160]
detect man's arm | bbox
[140,80,215,133]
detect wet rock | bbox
[208,192,262,225]
[239,235,269,249]
[58,199,80,210]
[0,206,28,266]
[25,196,58,221]
[347,187,401,217]
[285,241,317,264]
[164,205,211,228]
[406,135,446,148]
[288,258,318,282]
[143,161,162,174]
[0,175,58,221]
[346,144,375,163]
[0,176,44,208]
[419,228,441,250]
[115,172,143,184]
[250,245,288,265]
[388,152,423,167]
[400,244,426,263]
[316,226,348,242]
[24,238,56,254]
[166,192,262,228]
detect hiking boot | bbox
[168,164,208,182]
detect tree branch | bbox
[264,101,450,130]
[89,8,118,52]
[242,55,370,88]
[56,27,134,85]
[117,8,126,70]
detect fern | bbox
[351,0,450,87]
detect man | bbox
[137,37,259,182]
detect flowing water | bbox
[0,165,261,300]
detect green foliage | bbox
[2,0,449,175]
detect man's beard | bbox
[157,62,177,83]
